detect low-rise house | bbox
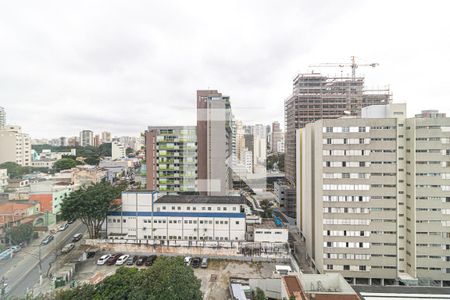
[29,181,73,215]
[252,219,288,244]
[0,201,40,245]
[281,273,360,300]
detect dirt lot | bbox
[70,253,278,299]
[194,259,277,300]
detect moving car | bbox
[97,254,111,265]
[72,233,83,242]
[191,257,201,268]
[61,243,75,254]
[201,257,208,268]
[41,235,54,245]
[184,256,192,266]
[126,255,138,265]
[58,223,69,231]
[115,254,130,266]
[144,255,157,266]
[106,253,123,265]
[10,245,21,253]
[136,256,147,266]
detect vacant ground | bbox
[194,259,277,300]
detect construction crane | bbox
[309,56,378,81]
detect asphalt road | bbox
[0,221,86,298]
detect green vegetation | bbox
[259,199,273,218]
[60,181,123,239]
[53,158,78,172]
[254,288,267,300]
[49,257,202,300]
[7,223,34,245]
[32,144,112,167]
[266,153,285,172]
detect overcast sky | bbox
[1,1,449,138]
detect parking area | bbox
[70,251,278,299]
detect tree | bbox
[60,182,122,239]
[254,288,267,300]
[0,162,24,178]
[259,199,273,218]
[125,147,134,156]
[53,284,96,300]
[94,267,141,300]
[50,257,202,300]
[130,256,202,300]
[84,156,100,166]
[98,143,112,157]
[53,158,77,172]
[8,223,34,245]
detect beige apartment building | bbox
[297,103,450,286]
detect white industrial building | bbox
[107,191,248,241]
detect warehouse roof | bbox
[155,195,246,205]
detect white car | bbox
[97,254,111,265]
[58,223,69,231]
[184,256,192,266]
[115,254,130,266]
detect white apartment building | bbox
[111,140,126,160]
[0,169,7,192]
[101,131,112,143]
[297,103,450,286]
[79,130,94,147]
[107,192,247,241]
[0,125,31,166]
[0,106,5,128]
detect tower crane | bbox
[309,56,379,81]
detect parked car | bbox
[106,253,123,265]
[191,257,201,268]
[72,233,83,242]
[41,235,54,245]
[61,243,75,254]
[145,255,157,266]
[126,255,138,265]
[184,256,192,266]
[115,254,130,266]
[201,257,208,268]
[58,223,69,231]
[136,256,147,266]
[97,254,111,265]
[10,245,21,253]
[67,218,75,224]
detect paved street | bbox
[0,221,86,298]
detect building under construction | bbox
[283,72,392,216]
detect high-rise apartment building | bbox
[145,126,197,193]
[297,103,450,286]
[101,131,112,143]
[197,90,233,196]
[79,130,94,147]
[111,140,126,160]
[272,121,283,154]
[0,125,31,166]
[0,107,5,128]
[285,73,391,217]
[93,134,101,147]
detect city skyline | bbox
[1,1,450,137]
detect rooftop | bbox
[155,195,247,205]
[254,219,286,229]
